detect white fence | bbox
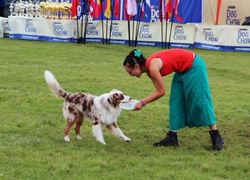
[1,16,250,52]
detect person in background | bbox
[0,0,5,17]
[123,48,224,150]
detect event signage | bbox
[0,18,11,35]
[227,26,250,52]
[43,19,74,42]
[195,25,228,51]
[195,25,250,52]
[226,6,241,25]
[8,17,74,42]
[8,16,44,40]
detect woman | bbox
[123,48,224,150]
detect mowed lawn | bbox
[0,38,249,180]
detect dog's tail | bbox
[44,70,67,98]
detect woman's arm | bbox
[133,58,165,110]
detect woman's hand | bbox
[133,100,145,111]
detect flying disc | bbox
[120,100,140,110]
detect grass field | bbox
[0,38,249,180]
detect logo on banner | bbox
[203,28,218,42]
[237,29,250,44]
[86,23,99,36]
[111,23,122,37]
[151,5,159,23]
[226,6,241,25]
[139,25,152,39]
[25,20,37,33]
[1,19,11,31]
[173,26,187,40]
[53,22,68,36]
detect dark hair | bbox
[123,49,146,68]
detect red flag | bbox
[93,0,103,18]
[114,0,119,19]
[164,0,171,20]
[123,0,127,19]
[173,0,182,22]
[88,0,95,17]
[71,0,80,18]
[140,2,144,20]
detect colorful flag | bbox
[140,0,151,20]
[164,0,171,20]
[71,0,80,18]
[88,0,95,17]
[104,0,111,19]
[93,0,103,18]
[127,0,137,20]
[114,0,120,19]
[123,0,128,19]
[173,0,182,22]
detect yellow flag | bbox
[104,0,111,19]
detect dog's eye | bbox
[120,94,124,99]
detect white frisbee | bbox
[120,100,140,110]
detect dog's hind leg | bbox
[107,123,131,142]
[75,113,84,140]
[64,119,76,142]
[92,123,106,145]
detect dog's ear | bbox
[108,93,124,107]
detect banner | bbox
[0,17,11,37]
[43,19,74,42]
[195,25,228,51]
[0,17,4,38]
[8,17,74,42]
[203,0,250,25]
[8,16,44,40]
[227,26,250,52]
[195,24,250,52]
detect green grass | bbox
[0,38,249,180]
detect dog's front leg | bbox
[108,122,131,142]
[92,123,106,145]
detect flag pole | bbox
[127,17,131,47]
[134,0,143,47]
[159,0,163,49]
[100,0,104,45]
[80,1,84,44]
[132,16,135,47]
[105,18,108,44]
[109,0,114,45]
[164,15,169,49]
[76,0,80,44]
[83,0,89,44]
[126,0,131,47]
[168,8,175,49]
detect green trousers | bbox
[169,55,216,130]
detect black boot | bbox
[153,131,179,147]
[209,130,224,150]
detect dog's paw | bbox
[124,137,131,142]
[64,135,70,142]
[98,140,107,145]
[76,135,82,140]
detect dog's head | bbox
[108,89,131,108]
